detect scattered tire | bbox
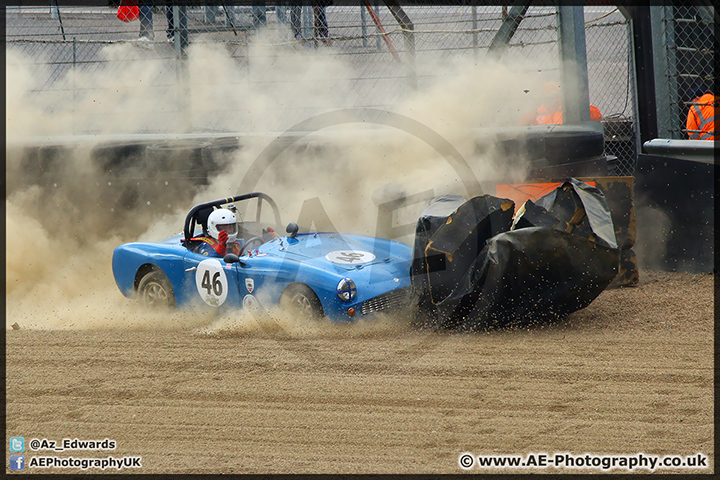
[91,143,147,173]
[492,129,605,166]
[201,136,241,173]
[144,140,211,176]
[543,130,605,164]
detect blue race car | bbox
[112,192,413,321]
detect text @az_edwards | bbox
[28,437,116,452]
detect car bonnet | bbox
[259,233,412,272]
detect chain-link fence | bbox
[651,4,715,140]
[7,4,640,173]
[584,7,637,176]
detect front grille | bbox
[361,287,411,315]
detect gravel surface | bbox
[6,270,714,474]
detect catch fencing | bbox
[6,4,655,176]
[649,4,715,140]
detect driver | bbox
[194,208,244,257]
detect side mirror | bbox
[286,222,299,238]
[223,253,242,264]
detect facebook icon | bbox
[9,455,25,470]
[9,436,25,452]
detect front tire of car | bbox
[279,283,323,319]
[137,270,176,309]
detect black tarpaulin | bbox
[531,178,618,250]
[410,194,467,304]
[413,178,620,331]
[411,194,515,317]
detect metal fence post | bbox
[204,5,215,24]
[174,5,192,131]
[627,19,642,167]
[651,5,674,139]
[384,1,416,90]
[375,2,381,50]
[487,2,530,58]
[302,5,312,39]
[361,5,368,48]
[630,6,659,144]
[471,1,478,58]
[557,5,592,126]
[174,5,189,56]
[72,36,76,133]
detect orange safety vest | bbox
[686,93,715,140]
[192,236,242,256]
[534,105,602,125]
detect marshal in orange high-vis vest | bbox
[686,92,715,140]
[522,81,602,125]
[532,104,603,125]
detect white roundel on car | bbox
[325,250,376,264]
[243,294,259,310]
[195,259,228,307]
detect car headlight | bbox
[336,277,357,302]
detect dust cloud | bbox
[6,34,556,331]
[197,304,413,340]
[634,197,672,271]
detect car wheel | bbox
[137,270,176,309]
[280,284,323,319]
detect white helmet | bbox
[207,208,238,243]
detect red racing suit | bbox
[193,236,243,257]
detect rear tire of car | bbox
[137,270,176,309]
[280,284,323,319]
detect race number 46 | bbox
[195,259,229,306]
[202,270,223,296]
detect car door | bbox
[232,256,276,312]
[181,250,243,309]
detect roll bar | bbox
[183,192,282,243]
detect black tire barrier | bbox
[492,129,605,167]
[90,143,147,173]
[144,139,212,177]
[527,155,610,179]
[200,136,241,173]
[543,130,605,164]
